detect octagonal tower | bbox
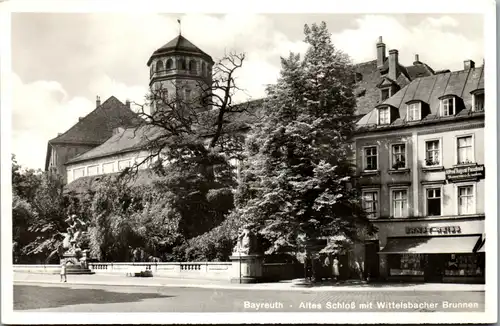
[147,34,214,115]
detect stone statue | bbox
[64,214,87,247]
[233,226,258,255]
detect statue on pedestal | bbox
[233,226,258,255]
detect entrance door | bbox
[424,254,443,282]
[364,241,380,279]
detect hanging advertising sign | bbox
[445,164,485,182]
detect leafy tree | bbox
[236,22,374,259]
[12,155,68,263]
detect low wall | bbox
[14,264,61,274]
[89,262,233,280]
[14,262,301,281]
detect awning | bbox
[475,238,485,253]
[379,236,481,254]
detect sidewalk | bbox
[13,272,485,292]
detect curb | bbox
[13,279,486,292]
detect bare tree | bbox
[124,51,264,177]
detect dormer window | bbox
[472,90,484,112]
[440,97,456,116]
[407,102,421,121]
[381,88,391,101]
[378,107,390,125]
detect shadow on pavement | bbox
[14,285,172,310]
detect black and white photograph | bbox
[1,0,497,324]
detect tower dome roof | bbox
[147,35,214,66]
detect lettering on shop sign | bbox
[445,164,485,182]
[405,226,462,235]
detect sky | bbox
[9,12,484,170]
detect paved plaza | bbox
[13,273,485,313]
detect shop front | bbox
[375,218,485,284]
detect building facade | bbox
[354,60,485,283]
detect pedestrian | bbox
[332,256,340,283]
[60,260,68,282]
[323,255,331,280]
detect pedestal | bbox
[229,254,264,283]
[62,252,94,275]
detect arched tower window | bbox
[178,58,186,70]
[202,62,207,76]
[166,59,173,70]
[156,60,164,72]
[189,60,197,73]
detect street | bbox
[14,283,485,312]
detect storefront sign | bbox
[445,164,485,182]
[405,226,462,235]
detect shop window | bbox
[426,188,441,216]
[362,191,379,219]
[457,135,474,165]
[363,146,378,171]
[388,254,425,276]
[391,144,406,169]
[444,254,484,277]
[378,107,390,125]
[425,140,440,166]
[458,185,474,215]
[407,103,421,121]
[392,189,408,218]
[440,97,455,116]
[472,92,484,112]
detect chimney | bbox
[78,117,84,122]
[125,99,131,108]
[57,133,62,136]
[464,60,475,70]
[96,95,101,107]
[388,49,399,81]
[413,54,421,65]
[376,36,386,69]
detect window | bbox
[378,107,390,125]
[391,144,406,169]
[362,191,379,219]
[73,168,85,180]
[156,60,164,72]
[441,97,455,116]
[425,140,440,166]
[102,162,115,174]
[426,188,441,216]
[87,165,99,176]
[381,88,390,101]
[166,59,173,70]
[364,146,378,170]
[407,103,421,121]
[457,136,473,165]
[178,58,186,70]
[392,189,408,218]
[473,92,484,112]
[444,254,484,277]
[118,160,131,171]
[189,60,197,73]
[458,185,474,215]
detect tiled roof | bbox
[66,125,164,164]
[353,59,435,116]
[147,35,213,65]
[66,99,267,164]
[356,66,485,130]
[49,96,142,145]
